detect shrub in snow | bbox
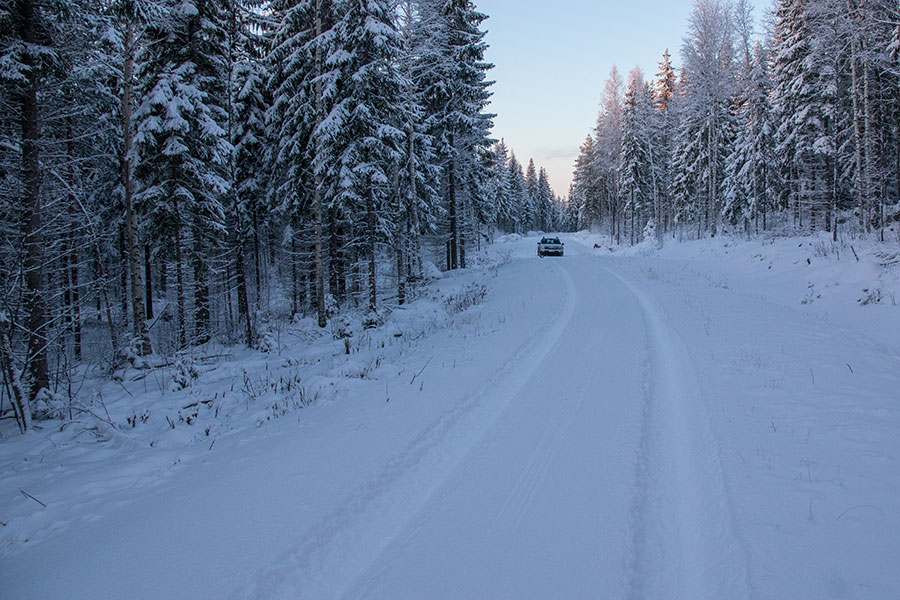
[444,283,488,315]
[32,387,67,420]
[171,358,200,390]
[256,325,277,353]
[325,293,339,318]
[643,218,657,243]
[362,311,380,330]
[332,315,355,339]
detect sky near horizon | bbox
[477,0,773,198]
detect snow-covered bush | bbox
[444,283,488,315]
[255,324,277,353]
[32,388,67,420]
[171,358,200,390]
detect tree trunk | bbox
[122,13,151,355]
[252,211,262,307]
[291,221,300,317]
[144,244,153,319]
[863,61,877,234]
[19,0,48,401]
[367,177,377,313]
[448,154,459,270]
[396,159,406,305]
[314,0,327,328]
[0,320,30,433]
[68,223,82,361]
[173,197,187,349]
[847,9,868,230]
[119,226,129,328]
[192,228,211,345]
[236,241,252,347]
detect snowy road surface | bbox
[4,234,900,599]
[343,250,750,600]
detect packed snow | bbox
[2,232,899,599]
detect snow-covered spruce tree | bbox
[227,0,271,345]
[107,0,170,358]
[723,41,780,234]
[524,158,538,230]
[395,0,442,298]
[536,167,554,232]
[134,0,230,349]
[771,0,837,232]
[844,0,900,239]
[653,48,678,237]
[571,134,600,231]
[593,66,625,244]
[270,0,326,320]
[621,67,660,245]
[677,0,738,238]
[325,0,406,313]
[419,0,494,270]
[506,150,527,233]
[487,139,513,232]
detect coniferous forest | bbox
[572,0,900,248]
[1,0,899,433]
[0,0,559,431]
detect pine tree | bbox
[228,0,271,345]
[678,0,737,237]
[621,68,658,244]
[654,48,678,236]
[421,0,493,270]
[524,158,538,229]
[327,0,406,312]
[571,135,599,230]
[506,150,527,233]
[536,167,554,232]
[723,42,779,233]
[134,0,231,348]
[594,67,625,243]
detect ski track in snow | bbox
[609,267,755,600]
[229,261,580,600]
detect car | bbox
[537,236,564,257]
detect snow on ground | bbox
[2,231,899,599]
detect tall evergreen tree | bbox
[134,0,231,347]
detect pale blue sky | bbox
[477,0,773,197]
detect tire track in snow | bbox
[607,267,755,600]
[228,261,579,600]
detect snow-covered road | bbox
[343,249,752,600]
[4,234,900,599]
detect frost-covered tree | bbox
[536,167,554,231]
[506,150,527,232]
[621,67,660,244]
[571,135,599,230]
[487,139,513,232]
[420,0,493,269]
[134,0,231,347]
[654,48,678,235]
[723,42,780,233]
[593,66,625,243]
[524,158,538,229]
[676,0,738,237]
[326,0,406,312]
